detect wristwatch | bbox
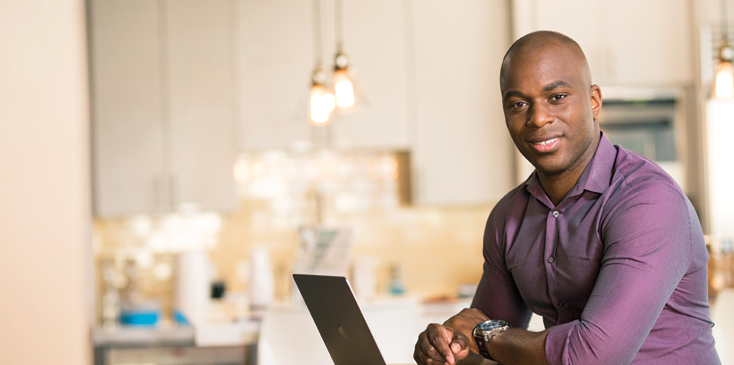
[473,319,510,360]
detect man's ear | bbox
[590,85,602,120]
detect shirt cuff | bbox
[544,320,578,365]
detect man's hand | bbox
[413,323,471,365]
[443,308,490,354]
[413,308,490,365]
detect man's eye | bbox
[551,94,567,101]
[510,101,527,109]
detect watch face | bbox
[476,319,509,331]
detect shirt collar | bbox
[577,131,616,195]
[524,132,616,206]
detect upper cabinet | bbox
[90,0,237,217]
[234,0,312,150]
[91,0,516,209]
[234,0,411,151]
[408,0,515,205]
[235,0,515,205]
[165,1,238,214]
[328,0,411,149]
[514,0,693,87]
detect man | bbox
[413,31,720,365]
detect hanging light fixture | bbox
[309,0,335,125]
[333,0,356,109]
[310,68,335,125]
[715,0,734,99]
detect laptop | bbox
[293,274,388,365]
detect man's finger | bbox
[430,325,457,364]
[451,330,468,350]
[415,328,450,364]
[450,331,471,360]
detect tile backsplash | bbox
[94,150,496,323]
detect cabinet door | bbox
[602,0,692,86]
[533,0,607,84]
[235,0,312,150]
[410,0,514,205]
[235,0,411,151]
[531,0,692,86]
[328,0,410,149]
[166,0,237,212]
[91,0,166,216]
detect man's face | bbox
[500,44,601,178]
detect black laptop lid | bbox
[293,274,387,365]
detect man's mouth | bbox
[530,137,560,152]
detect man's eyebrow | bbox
[542,80,572,92]
[502,90,524,102]
[502,81,572,102]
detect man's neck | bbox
[537,136,600,207]
[538,171,582,207]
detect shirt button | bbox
[557,301,564,307]
[552,210,559,218]
[547,257,554,263]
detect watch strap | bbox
[473,320,510,361]
[474,332,492,359]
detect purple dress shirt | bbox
[471,133,720,364]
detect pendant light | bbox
[333,0,356,109]
[309,0,335,125]
[310,68,335,125]
[715,0,734,98]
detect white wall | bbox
[0,1,92,364]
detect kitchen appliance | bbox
[598,87,686,190]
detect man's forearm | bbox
[483,328,549,365]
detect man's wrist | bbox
[443,309,489,353]
[473,319,510,360]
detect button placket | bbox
[545,208,563,322]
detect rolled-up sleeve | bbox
[545,182,691,364]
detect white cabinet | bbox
[235,0,514,205]
[234,0,312,150]
[515,0,693,87]
[235,0,410,151]
[328,0,410,149]
[598,0,692,86]
[409,0,515,205]
[165,0,237,214]
[90,0,237,217]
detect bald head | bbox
[500,31,592,92]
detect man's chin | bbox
[531,161,567,177]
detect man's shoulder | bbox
[609,145,685,199]
[602,145,690,221]
[488,179,531,222]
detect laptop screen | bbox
[293,274,388,365]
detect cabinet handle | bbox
[420,167,426,203]
[153,175,161,211]
[168,174,177,211]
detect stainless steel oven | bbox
[598,87,686,189]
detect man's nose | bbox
[527,103,554,128]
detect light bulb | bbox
[334,69,355,109]
[310,84,334,125]
[715,61,734,99]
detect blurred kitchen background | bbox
[4,0,734,364]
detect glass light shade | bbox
[309,84,335,125]
[714,61,734,99]
[334,69,355,109]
